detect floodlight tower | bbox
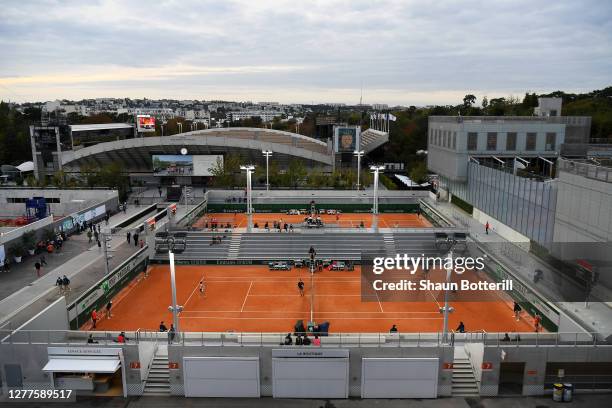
[353,150,364,190]
[262,150,273,191]
[370,165,385,230]
[240,165,255,231]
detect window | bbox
[467,132,478,151]
[486,132,497,151]
[526,132,537,151]
[545,132,556,151]
[452,132,456,149]
[444,131,449,148]
[506,132,517,151]
[429,128,433,145]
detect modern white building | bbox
[229,110,283,122]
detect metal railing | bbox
[2,330,609,348]
[558,158,612,183]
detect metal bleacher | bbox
[393,232,444,257]
[153,231,231,262]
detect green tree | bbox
[409,161,428,184]
[463,94,477,108]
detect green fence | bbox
[485,252,560,332]
[67,246,149,329]
[206,203,419,213]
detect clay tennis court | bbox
[93,264,534,334]
[192,212,432,229]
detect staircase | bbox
[452,347,479,397]
[383,234,396,256]
[227,232,242,259]
[143,346,170,396]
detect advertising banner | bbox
[334,126,360,153]
[137,115,156,132]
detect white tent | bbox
[16,161,34,172]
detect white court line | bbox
[181,310,440,314]
[240,281,254,312]
[374,290,384,313]
[182,316,444,320]
[247,294,364,297]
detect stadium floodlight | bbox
[168,248,181,338]
[240,165,255,231]
[370,165,385,215]
[440,238,457,344]
[353,150,364,190]
[262,150,273,191]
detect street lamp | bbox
[370,165,385,229]
[353,150,364,190]
[240,165,255,231]
[262,150,273,191]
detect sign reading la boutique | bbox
[272,349,349,358]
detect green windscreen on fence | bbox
[67,246,149,329]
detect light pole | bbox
[370,165,385,229]
[177,122,183,134]
[353,150,364,190]
[441,239,456,344]
[262,150,273,191]
[167,239,182,339]
[240,165,255,231]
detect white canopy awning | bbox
[16,161,34,172]
[43,358,120,373]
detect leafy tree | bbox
[409,161,428,184]
[463,94,477,108]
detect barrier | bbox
[66,246,149,329]
[206,203,419,213]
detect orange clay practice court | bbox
[93,264,536,334]
[192,212,432,229]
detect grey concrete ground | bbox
[2,394,611,408]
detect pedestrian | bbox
[513,302,522,321]
[62,275,71,292]
[35,262,42,277]
[94,230,99,242]
[91,309,98,329]
[168,324,176,344]
[56,276,64,293]
[158,187,162,197]
[534,314,541,332]
[123,202,127,214]
[133,233,139,247]
[456,321,465,333]
[126,231,131,243]
[417,207,421,218]
[106,301,113,319]
[297,278,305,296]
[312,335,321,346]
[105,213,109,225]
[97,239,102,251]
[159,321,168,332]
[139,239,144,248]
[87,230,93,243]
[485,221,490,234]
[389,324,398,333]
[117,331,126,343]
[98,224,101,233]
[199,280,205,296]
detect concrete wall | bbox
[168,345,454,397]
[473,208,530,250]
[0,188,119,217]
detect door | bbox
[361,358,439,398]
[499,362,525,395]
[183,357,260,397]
[4,364,23,388]
[272,357,349,398]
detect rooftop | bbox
[70,123,133,132]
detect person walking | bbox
[133,232,139,247]
[56,276,64,294]
[513,302,522,321]
[106,301,113,319]
[97,239,102,251]
[35,262,42,277]
[297,278,305,296]
[534,314,542,332]
[40,255,47,266]
[91,309,98,329]
[93,229,99,242]
[87,230,93,243]
[485,221,490,235]
[62,275,71,292]
[126,231,131,243]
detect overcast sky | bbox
[1,0,610,105]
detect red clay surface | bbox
[93,265,535,334]
[193,212,432,229]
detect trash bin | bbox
[553,383,564,402]
[562,383,573,402]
